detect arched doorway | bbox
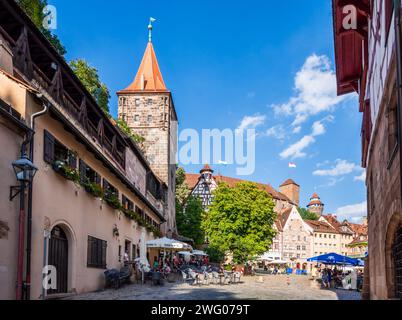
[394,227,402,299]
[48,226,68,295]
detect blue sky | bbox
[50,0,367,222]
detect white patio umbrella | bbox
[146,237,193,251]
[178,251,194,256]
[268,260,288,265]
[192,250,208,256]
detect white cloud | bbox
[237,115,266,132]
[292,126,302,134]
[335,202,367,222]
[313,159,361,177]
[280,116,331,159]
[272,54,345,126]
[266,125,286,140]
[280,135,316,159]
[354,171,366,182]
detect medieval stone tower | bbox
[117,22,178,235]
[279,179,300,206]
[307,193,324,216]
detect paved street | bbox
[65,275,361,300]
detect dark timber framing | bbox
[0,0,165,221]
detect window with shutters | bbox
[122,195,134,211]
[44,130,77,169]
[87,236,107,269]
[103,179,118,198]
[136,206,145,219]
[79,160,101,185]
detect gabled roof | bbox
[277,208,293,229]
[343,221,368,236]
[280,179,300,187]
[200,164,213,173]
[118,42,168,93]
[305,220,339,234]
[184,172,293,203]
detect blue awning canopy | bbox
[307,253,359,266]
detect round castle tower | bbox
[307,193,324,216]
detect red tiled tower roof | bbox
[280,179,300,187]
[200,164,213,173]
[118,42,168,93]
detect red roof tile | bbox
[305,220,338,234]
[184,173,292,203]
[280,179,300,187]
[200,164,213,173]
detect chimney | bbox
[279,179,300,206]
[0,35,14,75]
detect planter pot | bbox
[53,163,69,179]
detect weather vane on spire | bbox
[148,17,157,42]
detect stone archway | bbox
[47,221,76,295]
[385,212,402,299]
[48,225,68,294]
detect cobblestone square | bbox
[66,275,362,300]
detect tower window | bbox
[134,115,140,122]
[135,99,140,106]
[147,99,153,106]
[147,115,153,123]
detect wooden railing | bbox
[31,63,126,169]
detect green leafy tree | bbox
[175,167,191,205]
[202,182,277,264]
[69,59,110,114]
[204,245,225,263]
[298,207,318,221]
[175,167,204,245]
[16,0,67,56]
[176,196,205,246]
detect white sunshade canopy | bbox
[268,260,288,265]
[178,251,194,256]
[192,250,208,256]
[146,237,193,251]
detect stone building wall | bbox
[366,59,402,299]
[281,208,312,262]
[118,92,177,234]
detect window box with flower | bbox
[53,159,80,183]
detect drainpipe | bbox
[23,98,48,300]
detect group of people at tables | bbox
[151,253,210,275]
[313,265,364,291]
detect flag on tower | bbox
[289,162,297,168]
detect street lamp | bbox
[12,156,38,183]
[10,155,38,300]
